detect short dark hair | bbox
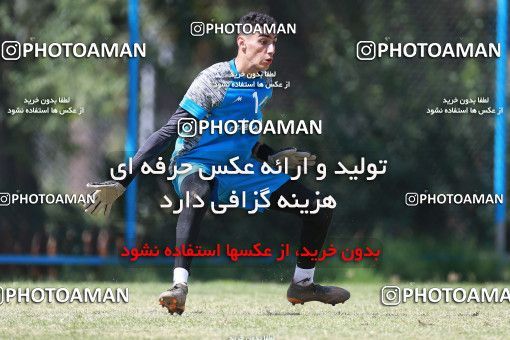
[238,11,276,28]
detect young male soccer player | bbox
[84,12,350,315]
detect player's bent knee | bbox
[309,196,334,224]
[188,185,211,205]
[180,173,213,204]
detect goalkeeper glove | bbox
[267,147,317,169]
[83,180,125,217]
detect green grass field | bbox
[1,280,510,339]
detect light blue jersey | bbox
[170,59,289,211]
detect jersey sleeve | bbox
[116,107,196,187]
[179,67,226,119]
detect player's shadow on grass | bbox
[265,310,301,316]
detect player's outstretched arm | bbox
[84,107,197,217]
[252,142,317,169]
